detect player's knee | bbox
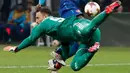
[70,63,81,71]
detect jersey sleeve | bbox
[39,0,46,5]
[16,23,45,51]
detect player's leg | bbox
[90,1,121,30]
[50,42,71,64]
[50,44,78,71]
[54,0,86,60]
[51,0,82,61]
[59,0,82,18]
[70,44,90,71]
[48,43,70,72]
[59,42,70,61]
[54,42,79,57]
[68,42,79,57]
[81,1,121,37]
[58,42,80,61]
[70,29,101,71]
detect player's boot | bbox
[50,71,58,73]
[48,59,62,73]
[88,42,100,52]
[105,0,121,14]
[50,51,66,66]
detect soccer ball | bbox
[84,2,100,17]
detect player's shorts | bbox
[59,0,83,18]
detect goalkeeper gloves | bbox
[3,46,19,53]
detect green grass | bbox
[0,45,130,73]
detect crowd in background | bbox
[0,0,34,43]
[0,0,130,44]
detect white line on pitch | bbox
[0,63,130,68]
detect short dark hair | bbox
[37,6,52,15]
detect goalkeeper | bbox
[37,0,96,60]
[4,1,121,71]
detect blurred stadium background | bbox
[0,0,130,73]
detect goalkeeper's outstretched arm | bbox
[3,24,45,52]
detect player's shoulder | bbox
[44,16,65,23]
[40,16,55,23]
[49,16,64,20]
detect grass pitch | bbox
[0,45,130,73]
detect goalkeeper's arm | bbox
[3,25,45,52]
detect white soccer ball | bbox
[84,2,100,17]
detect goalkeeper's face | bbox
[36,11,48,24]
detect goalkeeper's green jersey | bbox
[17,16,79,50]
[17,12,103,51]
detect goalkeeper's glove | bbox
[88,42,100,52]
[3,46,19,53]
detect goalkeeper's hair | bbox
[36,6,52,16]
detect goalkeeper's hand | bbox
[3,46,17,52]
